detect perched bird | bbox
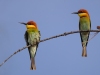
[20,20,41,70]
[72,9,91,57]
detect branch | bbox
[0,30,100,67]
[89,32,99,41]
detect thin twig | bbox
[89,32,99,41]
[0,45,31,66]
[0,30,100,67]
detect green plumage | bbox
[24,29,41,70]
[79,17,91,57]
[72,9,91,57]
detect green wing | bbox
[24,31,41,58]
[24,31,31,59]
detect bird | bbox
[19,20,41,70]
[72,9,91,57]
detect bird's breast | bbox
[79,18,91,35]
[79,18,91,31]
[27,31,40,45]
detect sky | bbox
[0,0,100,75]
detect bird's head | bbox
[19,20,37,29]
[72,9,90,18]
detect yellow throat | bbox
[26,25,36,29]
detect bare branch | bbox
[89,32,99,41]
[0,45,31,66]
[0,30,100,67]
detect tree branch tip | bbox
[97,26,100,29]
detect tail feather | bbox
[30,46,37,70]
[82,46,87,57]
[30,58,36,70]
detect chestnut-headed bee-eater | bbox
[72,9,91,57]
[20,20,41,70]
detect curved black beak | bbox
[72,12,78,14]
[19,22,27,25]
